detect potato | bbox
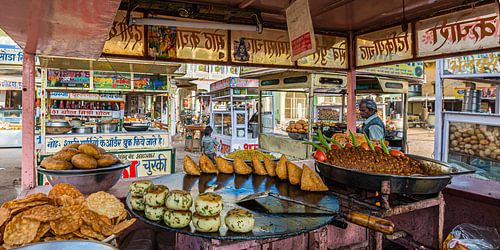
[97,154,119,168]
[63,143,81,150]
[467,129,475,135]
[464,144,472,149]
[71,153,98,169]
[479,139,489,145]
[450,134,455,140]
[484,149,492,155]
[41,157,73,170]
[295,124,303,130]
[451,140,458,146]
[78,143,100,157]
[477,134,485,140]
[472,145,478,150]
[53,148,80,161]
[464,138,471,143]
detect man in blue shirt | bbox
[359,99,385,140]
[201,126,220,163]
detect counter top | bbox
[45,129,170,137]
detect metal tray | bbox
[37,162,130,176]
[221,150,282,165]
[316,154,463,195]
[127,173,339,241]
[123,125,149,132]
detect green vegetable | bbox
[349,130,359,147]
[380,139,390,155]
[325,137,343,148]
[316,128,331,151]
[303,141,326,153]
[364,133,375,151]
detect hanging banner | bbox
[356,26,413,67]
[46,69,90,89]
[416,3,500,57]
[297,35,347,69]
[286,0,316,61]
[45,92,125,102]
[103,10,145,56]
[0,79,22,90]
[93,71,132,90]
[443,53,500,76]
[361,62,425,79]
[116,149,174,178]
[133,74,169,91]
[231,29,293,66]
[453,87,497,99]
[210,77,259,92]
[50,109,117,117]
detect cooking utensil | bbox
[46,121,73,134]
[288,132,308,140]
[127,173,338,241]
[72,126,93,134]
[316,154,474,194]
[37,162,130,194]
[97,122,118,133]
[123,124,149,132]
[14,240,118,250]
[238,192,394,235]
[68,119,83,127]
[221,150,281,166]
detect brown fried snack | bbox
[52,148,80,161]
[71,153,97,169]
[214,156,234,174]
[251,156,268,175]
[1,194,52,215]
[80,208,113,236]
[77,143,100,157]
[112,218,136,235]
[86,191,124,219]
[286,162,303,185]
[96,154,119,168]
[183,155,201,176]
[234,157,252,175]
[79,224,105,241]
[32,222,51,243]
[263,157,277,177]
[3,211,40,246]
[300,165,328,192]
[23,205,63,222]
[48,184,84,206]
[40,157,73,170]
[276,155,288,180]
[63,143,80,150]
[0,207,11,228]
[199,154,217,173]
[49,205,83,235]
[97,147,106,155]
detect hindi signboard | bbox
[443,53,500,76]
[361,62,425,79]
[210,77,259,92]
[286,0,316,61]
[93,71,132,90]
[103,11,145,56]
[356,26,413,67]
[46,92,125,102]
[416,3,500,57]
[116,149,174,178]
[133,74,169,91]
[297,35,347,69]
[46,69,91,89]
[231,29,293,66]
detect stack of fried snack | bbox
[183,154,328,192]
[40,143,120,170]
[0,183,136,249]
[192,192,224,233]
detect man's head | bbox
[359,99,377,119]
[203,126,213,136]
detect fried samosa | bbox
[234,157,253,175]
[276,155,288,180]
[263,157,276,177]
[301,165,328,192]
[199,153,217,173]
[215,156,234,174]
[251,156,268,175]
[286,161,302,185]
[183,155,201,176]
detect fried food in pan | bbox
[251,156,268,176]
[276,155,288,180]
[301,164,328,192]
[77,143,100,157]
[286,161,302,185]
[96,154,119,168]
[71,153,97,169]
[214,156,234,174]
[52,148,80,161]
[63,143,80,150]
[183,155,201,176]
[263,157,276,177]
[41,157,73,170]
[234,157,252,175]
[199,154,217,174]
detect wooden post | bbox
[346,33,357,132]
[21,51,36,190]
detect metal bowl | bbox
[288,132,308,140]
[123,124,149,132]
[37,162,130,194]
[14,240,118,250]
[97,122,118,133]
[72,126,93,134]
[46,121,73,134]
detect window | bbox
[284,92,308,119]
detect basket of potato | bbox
[286,120,309,140]
[449,124,500,161]
[37,143,130,194]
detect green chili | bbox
[317,128,331,151]
[349,130,359,147]
[364,133,375,151]
[380,138,390,155]
[325,137,343,148]
[303,141,326,153]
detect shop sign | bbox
[356,26,413,67]
[212,135,259,153]
[50,109,116,117]
[102,10,145,56]
[0,80,22,90]
[361,62,425,79]
[44,133,170,153]
[453,87,497,99]
[148,23,228,62]
[0,45,40,65]
[94,71,132,90]
[231,29,293,66]
[443,53,500,76]
[46,69,90,88]
[416,3,500,57]
[133,74,169,91]
[210,77,259,92]
[297,35,347,69]
[286,0,316,61]
[47,92,125,102]
[115,150,173,178]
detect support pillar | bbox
[21,52,36,190]
[346,32,357,132]
[434,59,444,160]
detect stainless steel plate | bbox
[13,240,118,250]
[37,162,130,176]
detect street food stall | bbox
[37,58,179,181]
[209,77,262,153]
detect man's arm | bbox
[369,125,384,140]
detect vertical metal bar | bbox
[495,85,500,114]
[346,32,357,132]
[308,75,314,148]
[434,59,444,160]
[21,52,36,190]
[437,193,445,249]
[258,90,262,134]
[402,93,408,153]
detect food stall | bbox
[37,58,180,181]
[209,77,263,153]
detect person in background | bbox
[201,126,219,163]
[359,99,385,140]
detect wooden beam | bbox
[21,52,36,190]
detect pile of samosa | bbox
[183,153,328,192]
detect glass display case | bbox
[0,109,22,147]
[442,112,500,181]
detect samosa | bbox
[183,155,201,175]
[286,161,302,185]
[251,156,268,175]
[276,155,288,180]
[215,156,234,174]
[263,157,276,177]
[234,157,252,175]
[301,164,328,192]
[199,153,217,173]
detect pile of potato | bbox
[286,120,309,134]
[449,123,500,161]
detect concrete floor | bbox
[0,128,436,203]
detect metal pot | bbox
[68,119,82,127]
[97,122,118,133]
[45,121,73,135]
[72,126,93,134]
